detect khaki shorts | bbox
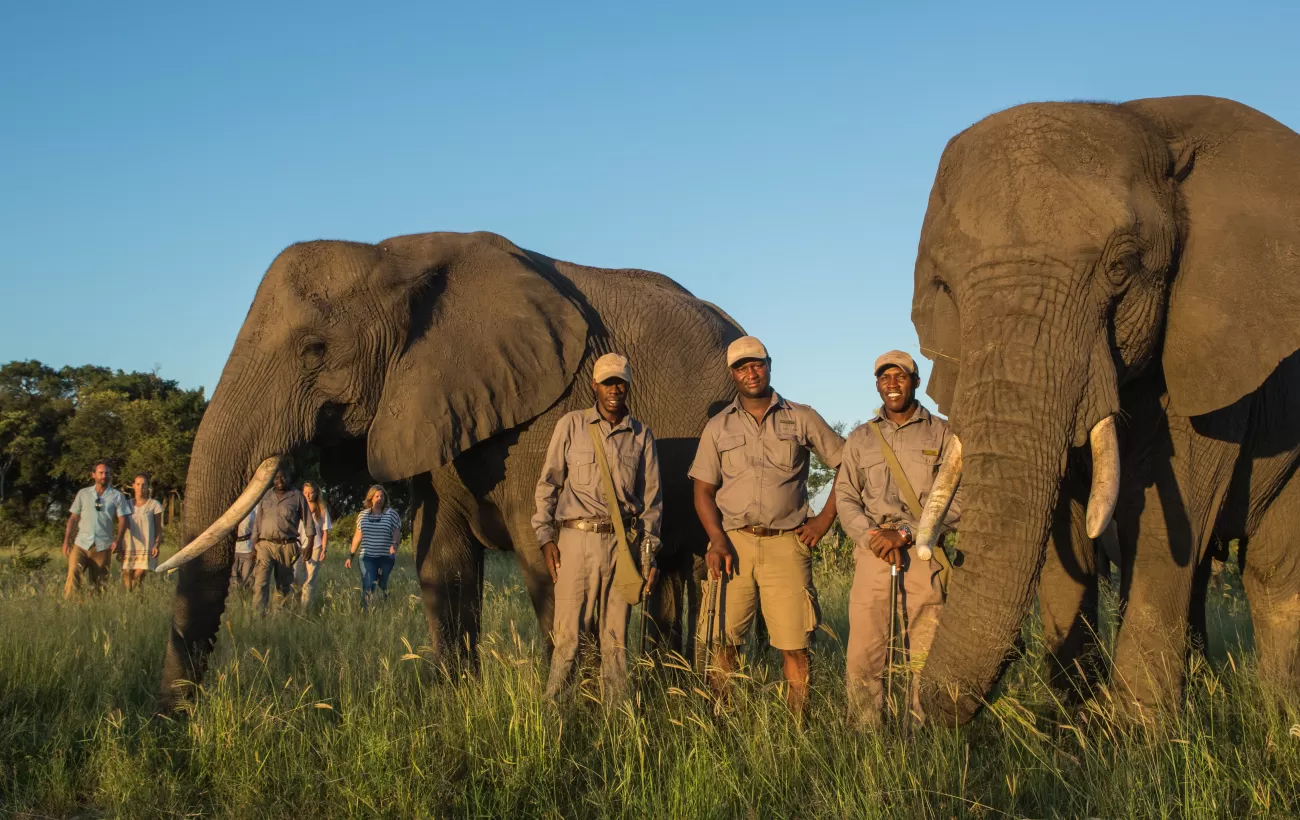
[721,529,820,651]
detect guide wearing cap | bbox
[688,335,845,717]
[532,352,663,702]
[834,349,961,729]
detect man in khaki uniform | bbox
[534,352,662,702]
[690,336,845,716]
[835,350,961,728]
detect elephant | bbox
[156,230,743,707]
[909,96,1300,725]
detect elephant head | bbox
[159,231,589,700]
[911,96,1300,724]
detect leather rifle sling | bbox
[586,419,646,604]
[868,421,954,591]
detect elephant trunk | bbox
[158,364,297,710]
[918,308,1094,724]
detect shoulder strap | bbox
[869,420,954,587]
[586,419,646,602]
[869,421,922,516]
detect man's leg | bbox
[87,548,112,593]
[64,547,85,600]
[597,532,632,703]
[272,543,296,608]
[251,542,276,613]
[901,554,944,723]
[711,530,760,698]
[846,545,894,729]
[753,533,818,717]
[546,529,596,699]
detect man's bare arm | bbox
[693,479,733,578]
[62,514,79,555]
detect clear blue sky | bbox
[2,1,1297,427]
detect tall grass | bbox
[1,538,1297,818]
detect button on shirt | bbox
[254,488,314,543]
[689,393,845,531]
[532,407,663,557]
[69,486,128,551]
[834,404,962,545]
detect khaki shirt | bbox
[834,404,961,545]
[532,407,663,556]
[255,488,314,543]
[689,393,845,531]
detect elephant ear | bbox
[913,169,963,416]
[367,231,588,481]
[1125,96,1300,418]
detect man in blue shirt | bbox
[62,459,128,599]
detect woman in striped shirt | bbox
[345,484,402,609]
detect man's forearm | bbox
[693,489,728,547]
[812,473,841,524]
[64,516,77,545]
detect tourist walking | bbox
[121,472,164,590]
[251,466,314,613]
[62,460,128,599]
[294,481,332,605]
[345,485,401,609]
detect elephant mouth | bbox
[155,456,284,573]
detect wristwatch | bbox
[896,523,914,545]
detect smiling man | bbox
[835,350,961,729]
[533,352,662,703]
[689,335,845,717]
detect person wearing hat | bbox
[689,335,845,716]
[835,349,961,729]
[533,352,662,702]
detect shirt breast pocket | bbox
[718,434,748,476]
[768,425,800,470]
[904,448,940,491]
[567,447,596,486]
[859,451,889,499]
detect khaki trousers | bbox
[545,527,631,702]
[846,546,943,727]
[293,555,323,605]
[230,552,255,589]
[252,540,299,613]
[64,546,113,599]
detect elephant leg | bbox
[1241,475,1300,687]
[515,542,556,662]
[412,473,485,672]
[159,544,236,710]
[1111,466,1199,714]
[1039,471,1103,705]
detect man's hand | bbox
[867,528,908,567]
[705,539,734,580]
[62,541,71,557]
[795,517,831,548]
[542,541,560,584]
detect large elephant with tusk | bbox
[157,231,743,709]
[910,96,1300,725]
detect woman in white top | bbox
[121,472,164,590]
[295,481,332,605]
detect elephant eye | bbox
[301,340,327,367]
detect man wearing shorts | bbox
[690,336,845,716]
[62,460,128,599]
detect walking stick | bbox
[697,575,719,672]
[637,546,652,657]
[885,561,899,721]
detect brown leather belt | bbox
[260,537,298,544]
[736,525,794,537]
[562,518,633,534]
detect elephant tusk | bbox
[155,456,283,573]
[1085,416,1120,539]
[914,436,963,561]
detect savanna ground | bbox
[1,530,1298,819]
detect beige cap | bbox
[592,352,632,384]
[874,350,918,377]
[726,336,769,368]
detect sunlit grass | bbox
[1,538,1297,818]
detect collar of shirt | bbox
[726,391,788,425]
[583,405,635,435]
[870,403,933,430]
